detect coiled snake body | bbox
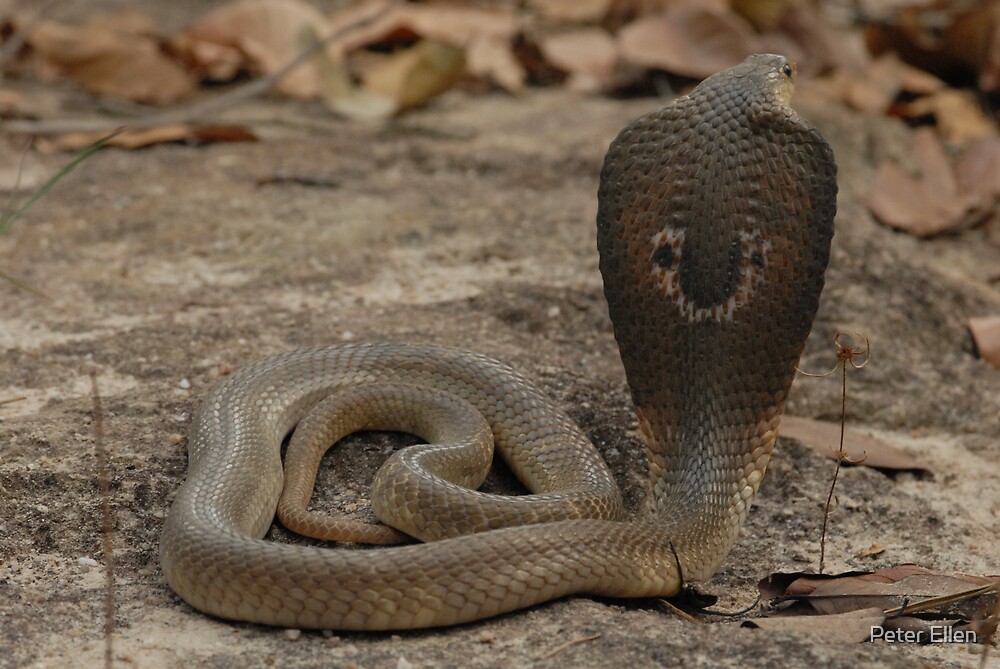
[160,54,837,630]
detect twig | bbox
[881,581,998,617]
[539,633,602,659]
[979,583,998,669]
[655,599,700,623]
[0,395,27,406]
[797,333,870,574]
[1,4,392,136]
[89,370,114,669]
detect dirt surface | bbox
[2,37,1000,669]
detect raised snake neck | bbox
[160,54,837,630]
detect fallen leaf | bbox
[335,4,518,54]
[617,0,758,79]
[27,14,195,104]
[834,53,945,114]
[175,0,333,98]
[528,0,613,23]
[939,2,1000,93]
[361,41,465,113]
[779,416,929,474]
[315,46,395,121]
[538,28,617,92]
[760,565,999,617]
[857,543,886,558]
[955,137,1000,201]
[968,316,1000,368]
[866,128,986,237]
[466,34,525,93]
[903,89,998,145]
[36,125,257,153]
[742,607,885,644]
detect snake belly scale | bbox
[160,54,837,630]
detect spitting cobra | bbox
[160,54,837,630]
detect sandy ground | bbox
[1,33,999,669]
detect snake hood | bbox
[597,53,837,579]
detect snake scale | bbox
[160,54,837,630]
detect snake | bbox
[159,54,837,630]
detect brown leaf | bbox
[955,137,1000,201]
[175,0,332,98]
[617,0,757,79]
[36,125,257,153]
[760,565,999,616]
[780,416,929,474]
[335,4,518,54]
[835,53,945,114]
[857,543,886,558]
[27,15,195,104]
[742,607,885,644]
[466,34,526,93]
[528,0,613,23]
[866,128,985,237]
[903,89,998,145]
[968,316,1000,368]
[538,28,617,92]
[361,41,465,113]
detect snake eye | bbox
[781,63,793,78]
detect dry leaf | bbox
[617,0,758,79]
[760,565,999,618]
[857,544,886,558]
[780,416,929,473]
[528,0,613,23]
[361,41,465,113]
[834,53,945,114]
[335,4,518,54]
[968,316,1000,368]
[316,47,395,121]
[175,0,332,98]
[466,34,526,93]
[36,125,257,153]
[742,607,885,644]
[27,15,195,104]
[866,128,987,237]
[538,28,617,92]
[903,89,998,145]
[955,137,1000,202]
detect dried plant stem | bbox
[819,361,848,574]
[798,333,870,575]
[539,633,602,659]
[89,371,114,669]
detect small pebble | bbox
[283,629,302,642]
[396,657,413,669]
[77,557,99,571]
[478,631,496,644]
[178,379,191,390]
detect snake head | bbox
[714,53,798,111]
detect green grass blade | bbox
[0,129,121,236]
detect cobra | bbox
[160,53,837,630]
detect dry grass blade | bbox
[883,581,999,617]
[539,633,602,659]
[89,371,114,669]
